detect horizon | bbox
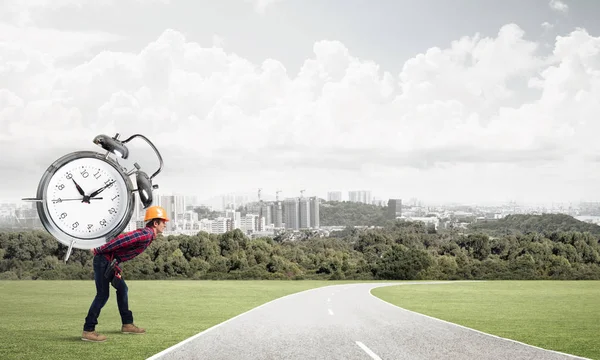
[2,189,597,209]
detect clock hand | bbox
[71,178,85,196]
[88,180,115,198]
[52,197,103,203]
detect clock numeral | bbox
[93,170,101,179]
[72,222,79,230]
[65,172,73,180]
[108,207,117,215]
[100,219,107,227]
[52,198,63,204]
[104,179,114,188]
[59,212,67,219]
[80,169,89,178]
[87,224,93,230]
[111,194,119,201]
[56,184,65,190]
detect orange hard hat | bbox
[144,205,169,222]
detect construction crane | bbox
[300,189,305,198]
[258,188,264,231]
[276,190,282,202]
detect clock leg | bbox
[64,240,76,263]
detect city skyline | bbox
[6,185,600,238]
[2,1,600,205]
[4,186,600,209]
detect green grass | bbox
[0,280,352,360]
[2,280,598,360]
[372,281,600,360]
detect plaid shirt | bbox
[93,226,155,264]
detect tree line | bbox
[212,200,390,227]
[318,201,390,227]
[468,213,600,236]
[1,213,599,281]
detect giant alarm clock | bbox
[23,133,164,262]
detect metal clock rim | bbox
[35,150,135,250]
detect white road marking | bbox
[328,309,334,315]
[146,286,327,360]
[355,341,382,360]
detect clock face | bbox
[44,157,130,240]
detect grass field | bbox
[0,280,598,360]
[372,281,600,360]
[0,280,346,360]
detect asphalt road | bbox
[147,282,589,360]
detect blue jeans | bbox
[83,254,134,331]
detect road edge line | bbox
[146,283,348,360]
[367,282,591,360]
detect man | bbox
[81,205,169,342]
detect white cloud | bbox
[212,35,225,48]
[541,22,554,31]
[2,23,600,204]
[245,0,284,14]
[0,23,124,60]
[0,0,170,26]
[549,0,568,13]
[0,0,149,60]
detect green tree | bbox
[374,244,434,280]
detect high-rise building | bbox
[310,196,320,228]
[241,214,258,232]
[262,203,272,226]
[175,195,186,217]
[246,202,261,214]
[185,196,198,207]
[327,191,342,202]
[283,198,299,230]
[258,202,271,230]
[133,192,145,221]
[299,197,311,229]
[388,199,402,219]
[348,190,372,204]
[271,201,283,228]
[159,194,186,231]
[222,194,234,211]
[160,195,176,230]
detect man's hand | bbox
[90,249,95,255]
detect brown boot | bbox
[82,330,107,342]
[121,323,145,334]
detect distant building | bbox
[283,198,299,230]
[271,201,283,228]
[349,190,371,204]
[388,199,402,219]
[299,197,310,229]
[310,196,320,229]
[158,194,185,231]
[327,191,342,202]
[282,196,321,230]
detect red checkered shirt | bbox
[93,226,155,264]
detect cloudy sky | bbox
[2,0,600,206]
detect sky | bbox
[1,0,600,206]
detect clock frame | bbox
[36,150,135,249]
[23,133,164,262]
